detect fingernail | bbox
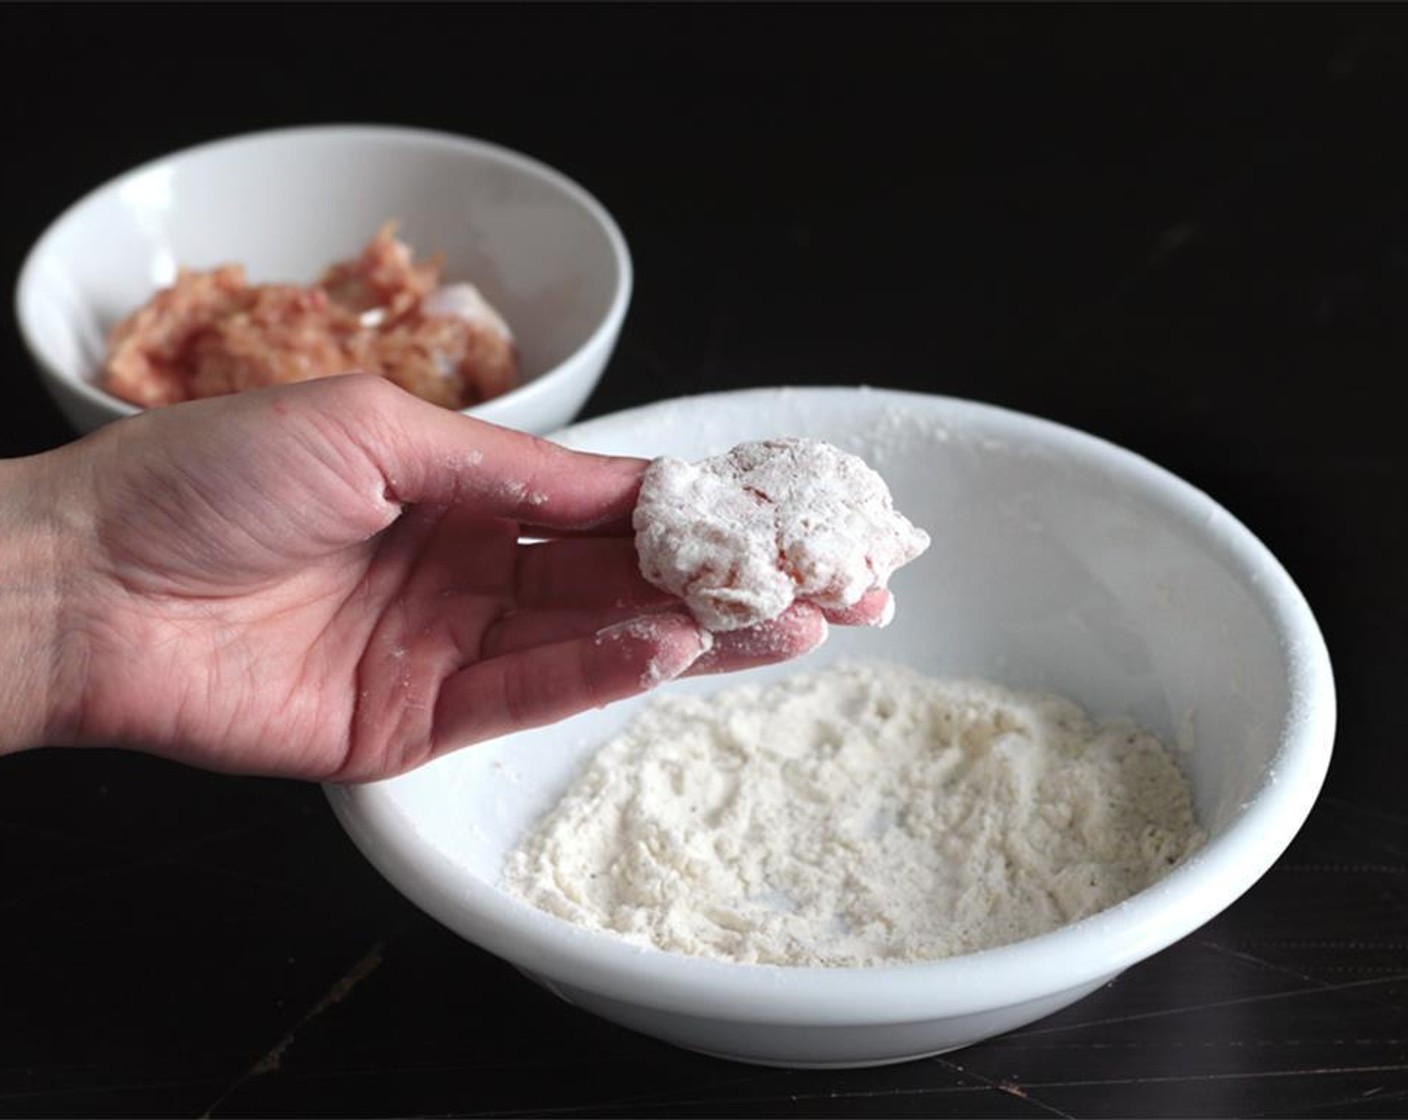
[868,594,897,628]
[642,625,712,688]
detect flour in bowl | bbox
[501,661,1205,967]
[633,438,929,632]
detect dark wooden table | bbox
[2,7,1405,1117]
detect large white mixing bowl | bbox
[328,386,1335,1067]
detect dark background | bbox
[2,5,1406,1117]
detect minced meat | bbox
[102,224,519,410]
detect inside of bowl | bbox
[368,388,1305,889]
[23,129,622,392]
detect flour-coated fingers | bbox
[431,612,710,753]
[482,603,678,658]
[819,588,893,627]
[684,602,829,678]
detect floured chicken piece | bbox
[102,224,518,410]
[633,438,931,632]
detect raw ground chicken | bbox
[102,224,519,410]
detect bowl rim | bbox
[12,122,633,425]
[327,385,1337,1026]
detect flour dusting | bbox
[501,661,1205,967]
[593,616,714,688]
[633,438,929,632]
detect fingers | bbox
[685,602,830,677]
[431,604,830,755]
[492,536,880,661]
[445,601,826,749]
[483,598,834,668]
[820,588,894,628]
[482,604,662,659]
[511,540,897,624]
[514,537,671,610]
[431,613,712,753]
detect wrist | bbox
[0,450,89,755]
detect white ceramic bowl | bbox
[327,386,1335,1068]
[14,125,631,435]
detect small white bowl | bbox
[327,386,1335,1068]
[14,125,631,435]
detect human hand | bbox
[2,376,885,780]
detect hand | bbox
[4,376,883,781]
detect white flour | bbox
[633,438,929,631]
[501,661,1205,967]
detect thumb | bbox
[321,374,649,533]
